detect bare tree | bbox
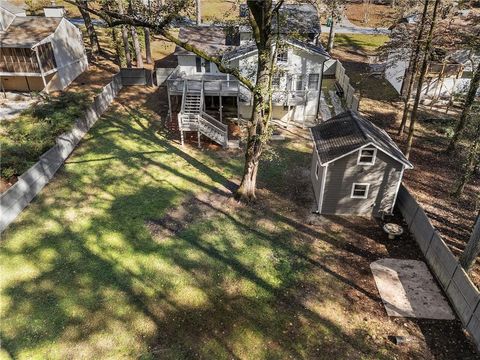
[130,26,144,67]
[76,0,102,55]
[195,0,201,25]
[405,0,441,158]
[453,109,480,197]
[460,212,480,273]
[447,61,480,153]
[118,0,132,68]
[144,27,152,64]
[397,0,430,135]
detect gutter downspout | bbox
[34,46,49,93]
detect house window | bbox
[315,162,320,180]
[272,75,281,88]
[195,56,202,73]
[357,147,377,165]
[295,75,304,91]
[351,183,370,199]
[277,49,288,63]
[204,60,211,73]
[308,74,319,90]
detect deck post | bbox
[219,95,223,123]
[34,46,48,93]
[167,85,172,124]
[197,131,201,148]
[180,130,184,146]
[237,95,240,121]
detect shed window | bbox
[357,147,377,165]
[277,49,288,63]
[308,74,319,90]
[204,60,211,73]
[351,183,370,199]
[195,56,202,73]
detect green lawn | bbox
[0,92,89,179]
[327,33,390,53]
[0,88,406,359]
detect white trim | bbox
[315,162,319,180]
[391,165,405,214]
[318,161,328,213]
[321,142,413,169]
[310,128,328,214]
[357,147,377,166]
[323,142,375,166]
[351,183,370,199]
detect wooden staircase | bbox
[177,81,228,148]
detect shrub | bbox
[0,92,88,179]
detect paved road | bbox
[321,15,390,35]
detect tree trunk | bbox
[453,120,480,197]
[327,14,335,52]
[131,26,144,68]
[446,61,480,154]
[460,212,480,273]
[77,0,101,55]
[405,0,440,158]
[196,0,201,24]
[118,0,132,68]
[111,27,121,66]
[144,27,152,64]
[398,0,429,135]
[235,0,274,201]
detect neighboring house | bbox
[384,48,475,99]
[0,1,87,92]
[165,3,331,147]
[310,111,413,217]
[385,11,479,100]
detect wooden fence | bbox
[120,68,154,86]
[397,185,480,350]
[0,73,123,233]
[334,60,360,113]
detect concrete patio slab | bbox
[371,258,455,320]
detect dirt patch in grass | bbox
[345,3,397,28]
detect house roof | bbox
[222,38,330,61]
[239,3,321,34]
[0,16,62,48]
[0,0,25,14]
[174,26,238,56]
[310,111,413,168]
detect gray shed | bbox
[310,111,413,216]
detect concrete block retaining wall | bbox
[397,185,480,350]
[0,73,123,233]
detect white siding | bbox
[43,18,88,91]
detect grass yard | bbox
[0,87,477,359]
[331,34,390,54]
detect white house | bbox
[165,4,331,147]
[0,0,88,92]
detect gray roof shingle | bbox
[311,111,413,168]
[0,16,62,47]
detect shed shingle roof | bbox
[311,111,413,168]
[0,16,62,47]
